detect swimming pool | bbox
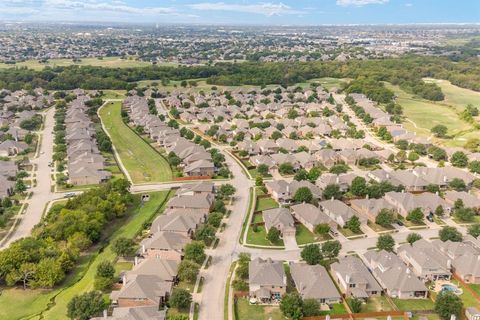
[440,284,463,295]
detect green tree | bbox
[468,224,480,238]
[257,164,269,176]
[406,208,424,224]
[350,176,367,196]
[314,223,330,235]
[111,237,136,257]
[375,209,395,227]
[450,151,468,167]
[439,226,463,242]
[431,125,448,138]
[267,227,281,244]
[449,178,466,191]
[293,187,313,203]
[302,299,320,317]
[455,207,475,222]
[323,184,342,200]
[280,293,303,320]
[294,169,309,182]
[31,258,65,288]
[349,298,363,313]
[94,260,115,291]
[408,151,420,163]
[169,289,192,310]
[345,216,361,234]
[301,244,323,265]
[321,240,342,259]
[178,260,200,283]
[407,233,422,245]
[279,163,295,175]
[5,262,36,289]
[184,241,206,264]
[434,292,463,320]
[67,291,107,320]
[376,234,395,252]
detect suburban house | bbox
[363,250,428,299]
[140,231,191,261]
[262,208,296,237]
[290,203,337,233]
[92,306,166,320]
[350,198,396,222]
[433,240,480,284]
[249,258,286,303]
[397,239,451,281]
[331,255,382,299]
[319,199,367,227]
[290,262,341,304]
[265,180,321,204]
[384,191,451,218]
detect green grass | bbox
[384,82,479,148]
[252,213,263,224]
[367,221,395,232]
[100,90,127,100]
[0,56,155,70]
[99,101,173,183]
[450,279,479,308]
[469,284,480,296]
[295,224,331,245]
[234,298,284,320]
[114,261,133,276]
[0,191,172,320]
[255,197,279,212]
[423,78,480,112]
[392,298,434,311]
[246,225,284,247]
[319,303,348,315]
[359,296,395,312]
[339,227,364,237]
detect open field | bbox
[99,101,172,183]
[423,78,480,112]
[0,56,159,70]
[384,82,479,147]
[0,191,171,320]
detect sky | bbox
[0,0,479,25]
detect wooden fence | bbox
[304,310,408,320]
[174,175,212,181]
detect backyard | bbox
[234,298,284,320]
[99,101,173,183]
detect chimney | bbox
[345,274,351,284]
[386,173,390,179]
[447,259,452,269]
[406,268,410,274]
[122,274,127,285]
[134,256,139,265]
[103,310,108,319]
[443,176,448,183]
[331,196,334,201]
[336,176,340,184]
[142,244,146,254]
[366,194,369,200]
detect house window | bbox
[349,283,356,288]
[371,291,377,295]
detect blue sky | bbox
[0,0,478,25]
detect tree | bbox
[67,291,107,320]
[376,234,395,252]
[407,233,422,245]
[218,184,236,198]
[450,151,468,168]
[468,160,480,174]
[280,293,303,320]
[255,176,264,187]
[301,244,323,265]
[434,292,463,320]
[31,258,65,288]
[94,260,115,291]
[207,212,223,228]
[350,176,367,196]
[195,225,216,245]
[15,179,27,192]
[293,187,313,203]
[178,260,200,283]
[5,262,36,289]
[314,223,330,235]
[321,240,341,259]
[449,178,466,191]
[349,298,363,313]
[267,227,281,244]
[375,209,395,227]
[439,226,463,242]
[294,169,309,182]
[169,289,192,310]
[236,253,250,280]
[302,299,320,317]
[279,163,295,175]
[345,216,361,234]
[468,224,480,238]
[435,205,445,216]
[112,237,136,257]
[455,207,475,222]
[406,208,424,224]
[184,241,206,264]
[257,164,269,176]
[408,151,420,163]
[431,125,448,138]
[323,184,342,200]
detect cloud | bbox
[188,2,305,16]
[405,3,413,7]
[336,0,389,7]
[43,0,177,15]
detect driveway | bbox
[283,234,298,250]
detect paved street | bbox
[0,108,65,249]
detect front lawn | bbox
[339,227,364,238]
[367,221,395,233]
[255,197,279,212]
[393,298,434,311]
[234,298,284,320]
[99,101,173,183]
[295,224,331,245]
[246,225,284,247]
